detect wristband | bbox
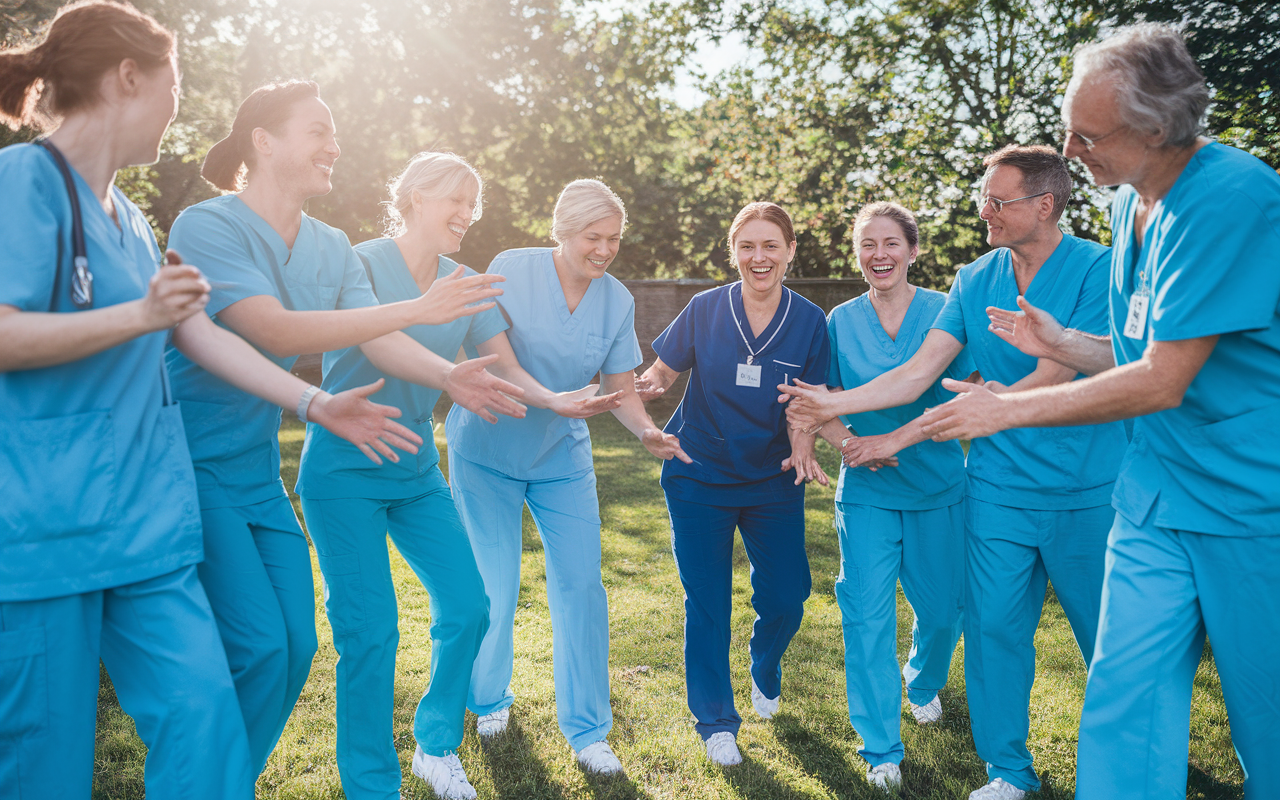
[296,385,321,422]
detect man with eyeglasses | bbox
[920,24,1280,800]
[779,144,1127,799]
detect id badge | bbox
[1123,290,1150,339]
[736,363,762,388]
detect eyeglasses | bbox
[975,192,1050,214]
[1063,125,1125,152]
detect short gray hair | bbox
[552,179,627,243]
[383,152,483,237]
[981,145,1073,221]
[1072,23,1209,149]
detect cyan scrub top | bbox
[828,288,973,511]
[932,234,1128,510]
[296,240,508,500]
[164,195,379,509]
[1109,143,1280,537]
[444,247,643,480]
[655,282,831,506]
[0,144,201,602]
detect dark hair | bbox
[728,202,796,253]
[852,201,919,251]
[981,144,1073,221]
[201,79,320,192]
[0,0,174,132]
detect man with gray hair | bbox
[920,23,1280,800]
[779,145,1126,799]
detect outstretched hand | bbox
[986,296,1066,361]
[919,379,1009,441]
[308,379,424,465]
[549,385,624,419]
[777,379,836,432]
[414,265,506,325]
[840,434,901,471]
[445,353,528,423]
[634,372,666,403]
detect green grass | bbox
[93,415,1243,799]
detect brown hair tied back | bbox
[201,79,320,192]
[0,0,174,132]
[727,201,796,255]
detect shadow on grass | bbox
[723,754,812,800]
[478,716,571,800]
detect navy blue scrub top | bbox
[654,282,830,505]
[0,144,202,602]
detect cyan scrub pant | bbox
[665,492,811,741]
[300,479,489,800]
[964,497,1112,792]
[448,451,612,752]
[197,494,319,773]
[0,565,254,799]
[835,500,964,767]
[1076,512,1280,800]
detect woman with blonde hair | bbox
[447,178,688,776]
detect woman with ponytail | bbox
[163,82,530,777]
[0,2,419,797]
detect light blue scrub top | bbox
[932,234,1128,510]
[0,144,202,602]
[655,282,831,506]
[296,240,508,500]
[1108,143,1280,537]
[444,247,643,480]
[828,289,973,511]
[164,195,379,509]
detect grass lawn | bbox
[94,414,1243,799]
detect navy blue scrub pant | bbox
[0,566,254,798]
[666,492,811,741]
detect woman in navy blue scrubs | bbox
[0,5,415,797]
[636,202,830,766]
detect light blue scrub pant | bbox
[300,479,489,799]
[448,451,612,751]
[666,492,811,741]
[198,494,319,773]
[964,497,1112,792]
[0,565,254,799]
[835,500,964,767]
[1076,512,1280,800]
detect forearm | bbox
[219,299,419,359]
[476,335,557,409]
[1051,328,1116,377]
[605,372,662,438]
[817,418,852,450]
[999,358,1078,393]
[0,302,155,371]
[832,368,933,416]
[360,332,454,390]
[639,358,679,392]
[172,313,310,410]
[994,359,1184,428]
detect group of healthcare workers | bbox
[2,3,1275,800]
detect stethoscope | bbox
[36,139,94,310]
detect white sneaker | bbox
[910,696,942,724]
[576,740,623,775]
[968,777,1026,800]
[411,746,477,800]
[866,761,902,791]
[476,707,509,739]
[705,731,742,766]
[750,678,779,720]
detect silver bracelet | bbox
[296,385,321,422]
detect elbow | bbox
[1147,382,1188,414]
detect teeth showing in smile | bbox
[871,265,893,275]
[587,257,608,266]
[448,224,466,237]
[751,266,771,274]
[315,162,332,176]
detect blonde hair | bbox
[551,179,627,243]
[382,151,483,237]
[852,201,919,250]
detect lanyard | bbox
[730,283,791,365]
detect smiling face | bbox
[1062,70,1155,188]
[978,164,1048,249]
[857,215,917,292]
[558,215,623,284]
[408,178,480,256]
[258,95,340,200]
[733,218,796,299]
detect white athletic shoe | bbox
[476,708,509,740]
[910,696,942,724]
[576,740,623,775]
[968,777,1027,800]
[411,746,477,800]
[866,761,902,791]
[750,677,779,720]
[705,731,742,766]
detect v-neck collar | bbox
[376,239,452,301]
[1009,234,1073,301]
[730,281,790,352]
[862,287,924,352]
[226,195,298,268]
[548,249,600,328]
